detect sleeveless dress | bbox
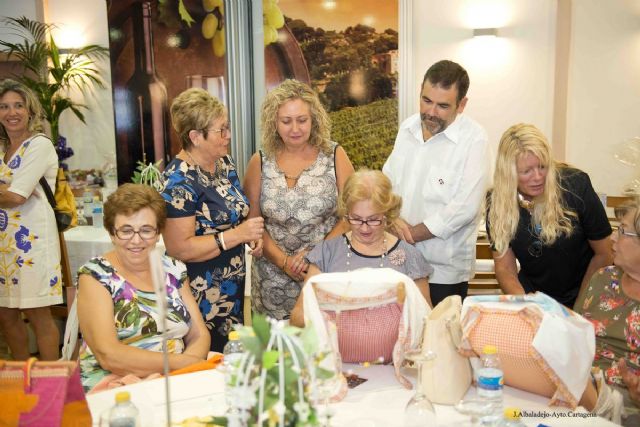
[161,155,249,352]
[78,255,190,390]
[0,134,62,308]
[252,142,339,320]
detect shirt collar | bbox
[413,113,464,145]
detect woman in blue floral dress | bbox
[77,184,209,390]
[0,80,62,360]
[161,89,264,352]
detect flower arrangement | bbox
[206,314,335,427]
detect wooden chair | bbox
[469,236,502,295]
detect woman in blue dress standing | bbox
[161,88,264,351]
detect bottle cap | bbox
[483,344,497,354]
[504,407,521,420]
[229,330,239,341]
[115,391,131,403]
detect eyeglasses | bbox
[528,223,543,257]
[617,225,639,238]
[345,216,384,227]
[114,226,158,240]
[204,125,231,138]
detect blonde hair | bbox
[170,88,226,150]
[338,169,401,229]
[0,79,45,148]
[260,79,332,158]
[614,197,640,235]
[488,123,575,255]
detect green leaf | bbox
[262,350,279,370]
[252,313,271,346]
[177,0,195,27]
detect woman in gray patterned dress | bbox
[244,79,354,320]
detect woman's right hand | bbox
[237,216,265,243]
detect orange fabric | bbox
[467,308,571,407]
[170,353,223,376]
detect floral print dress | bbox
[78,255,191,390]
[575,265,640,426]
[161,155,249,352]
[576,266,640,382]
[0,134,61,308]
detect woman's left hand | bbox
[288,250,309,276]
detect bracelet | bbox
[219,232,228,251]
[281,254,289,271]
[214,233,224,251]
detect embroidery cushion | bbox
[325,303,401,363]
[466,307,571,407]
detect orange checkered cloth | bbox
[460,293,595,409]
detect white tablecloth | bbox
[86,364,616,427]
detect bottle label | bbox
[478,370,504,391]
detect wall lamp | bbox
[473,28,498,38]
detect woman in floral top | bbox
[77,184,209,390]
[575,197,640,426]
[161,89,264,352]
[290,170,433,361]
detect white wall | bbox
[46,0,116,172]
[565,0,640,195]
[408,0,558,161]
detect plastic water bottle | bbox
[108,391,139,427]
[500,407,525,426]
[477,344,504,426]
[222,330,244,406]
[83,190,93,226]
[92,201,104,228]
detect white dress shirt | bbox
[383,113,490,284]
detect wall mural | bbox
[279,0,399,170]
[106,0,397,184]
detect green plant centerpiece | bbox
[0,16,109,150]
[207,314,336,427]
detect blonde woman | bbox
[243,79,354,320]
[486,123,612,307]
[290,170,433,327]
[0,79,62,360]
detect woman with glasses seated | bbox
[160,88,264,352]
[486,123,612,307]
[77,184,210,391]
[291,170,433,329]
[574,197,640,426]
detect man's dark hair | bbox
[422,60,470,104]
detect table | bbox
[86,364,616,427]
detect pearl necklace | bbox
[345,234,388,271]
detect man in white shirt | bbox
[383,60,490,306]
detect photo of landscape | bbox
[278,0,399,169]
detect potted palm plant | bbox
[0,16,109,163]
